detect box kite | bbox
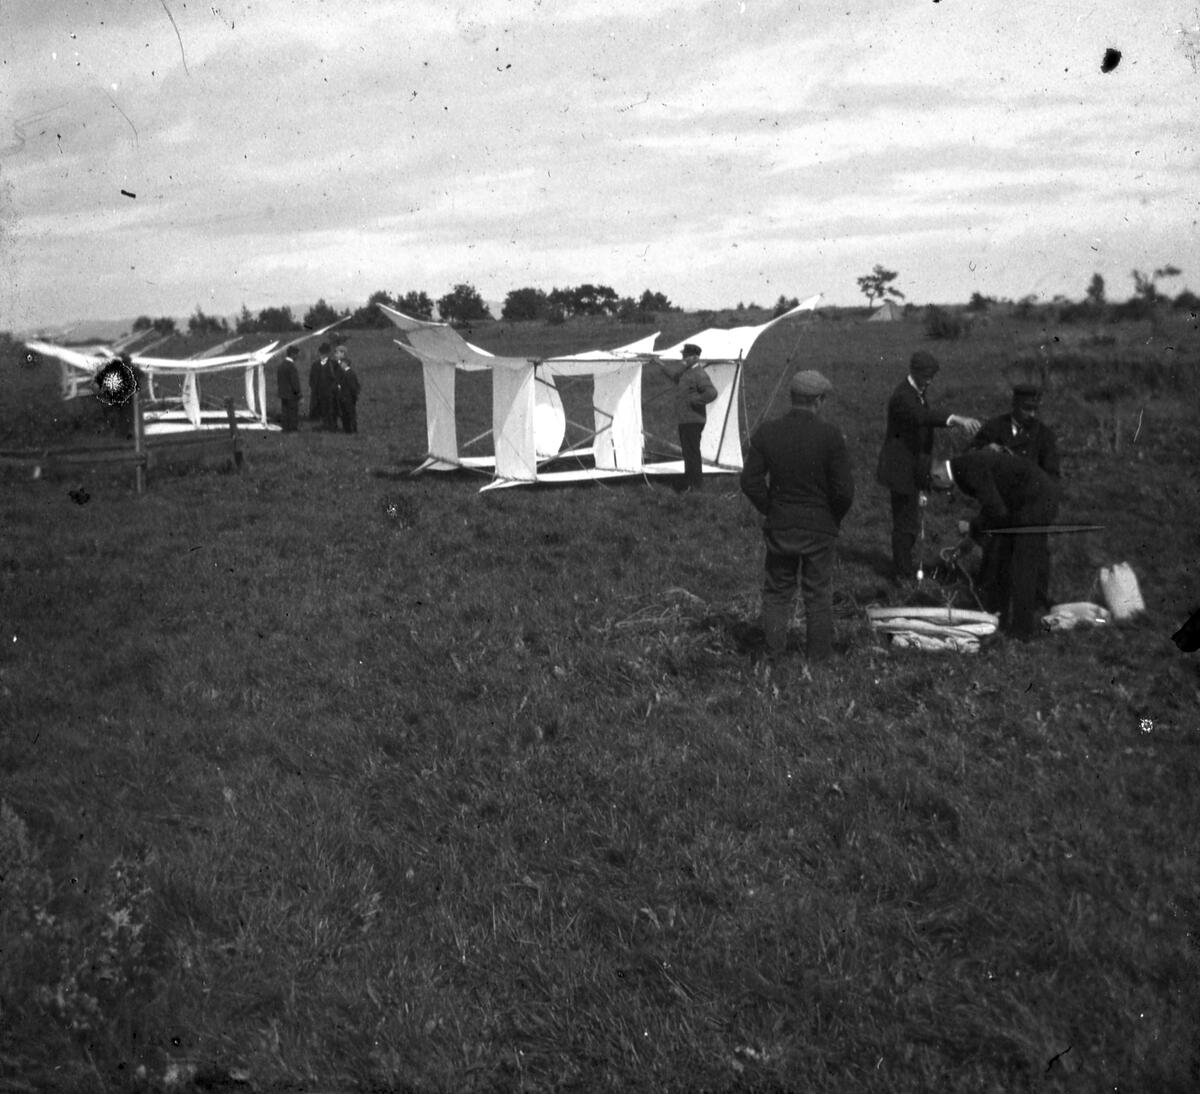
[381,296,820,491]
[25,318,347,436]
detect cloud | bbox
[3,0,1199,329]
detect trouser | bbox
[761,528,837,661]
[978,537,1053,614]
[678,422,704,490]
[339,402,358,434]
[985,533,1049,638]
[889,491,922,578]
[982,485,1060,638]
[1010,533,1048,637]
[1038,558,1052,612]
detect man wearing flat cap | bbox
[970,382,1061,609]
[657,343,718,491]
[741,370,855,663]
[875,351,980,582]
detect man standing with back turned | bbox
[875,351,980,582]
[741,370,855,664]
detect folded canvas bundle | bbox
[867,606,1000,653]
[1042,602,1112,631]
[888,632,984,653]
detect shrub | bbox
[616,296,656,324]
[1056,301,1102,324]
[437,283,492,324]
[502,288,549,322]
[1006,351,1199,401]
[924,305,968,340]
[1109,296,1156,322]
[0,331,33,368]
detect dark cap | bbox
[790,370,832,397]
[909,351,940,378]
[318,342,331,353]
[1012,383,1042,404]
[682,343,702,358]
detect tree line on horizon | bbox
[138,284,688,338]
[114,266,1196,337]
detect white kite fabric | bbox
[381,296,820,491]
[27,316,348,436]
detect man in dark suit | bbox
[309,341,333,423]
[931,449,1061,639]
[875,351,980,581]
[741,370,855,663]
[970,383,1061,608]
[276,346,302,433]
[322,344,346,431]
[335,346,361,433]
[970,383,1060,477]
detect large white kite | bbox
[26,318,348,436]
[381,297,820,491]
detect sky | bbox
[1,0,1198,331]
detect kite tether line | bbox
[750,325,811,437]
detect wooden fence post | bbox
[132,386,146,494]
[225,399,244,470]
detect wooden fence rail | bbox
[0,396,243,492]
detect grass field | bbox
[2,309,1199,1093]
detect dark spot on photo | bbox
[1101,48,1122,73]
[93,360,138,407]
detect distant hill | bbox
[16,318,148,345]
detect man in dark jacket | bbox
[970,383,1060,477]
[658,343,718,491]
[931,448,1061,639]
[741,370,855,662]
[321,344,346,431]
[276,346,302,433]
[334,346,361,433]
[876,351,980,581]
[970,383,1061,608]
[309,342,334,423]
